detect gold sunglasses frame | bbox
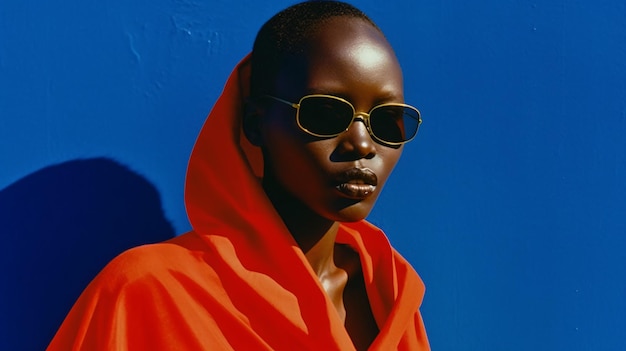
[264,94,422,146]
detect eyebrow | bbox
[373,92,404,105]
[303,88,402,104]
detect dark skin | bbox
[247,17,405,350]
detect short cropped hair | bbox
[250,0,381,97]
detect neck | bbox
[263,178,339,276]
[300,221,340,277]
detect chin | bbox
[327,198,377,223]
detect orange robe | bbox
[47,56,430,350]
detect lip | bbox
[334,168,378,199]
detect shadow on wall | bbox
[0,157,176,350]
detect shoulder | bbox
[93,232,208,291]
[48,233,220,350]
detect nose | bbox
[335,115,377,160]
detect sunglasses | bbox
[264,94,422,145]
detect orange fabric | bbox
[47,56,429,350]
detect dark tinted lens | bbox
[370,105,420,143]
[298,96,354,136]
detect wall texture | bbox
[1,0,625,350]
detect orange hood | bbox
[184,55,428,349]
[48,55,429,351]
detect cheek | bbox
[261,125,331,184]
[373,147,403,184]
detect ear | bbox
[243,98,264,146]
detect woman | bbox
[48,1,429,350]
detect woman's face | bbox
[259,17,405,223]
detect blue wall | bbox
[1,0,625,350]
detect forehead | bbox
[276,17,403,98]
[306,17,393,59]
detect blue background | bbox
[1,0,625,350]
